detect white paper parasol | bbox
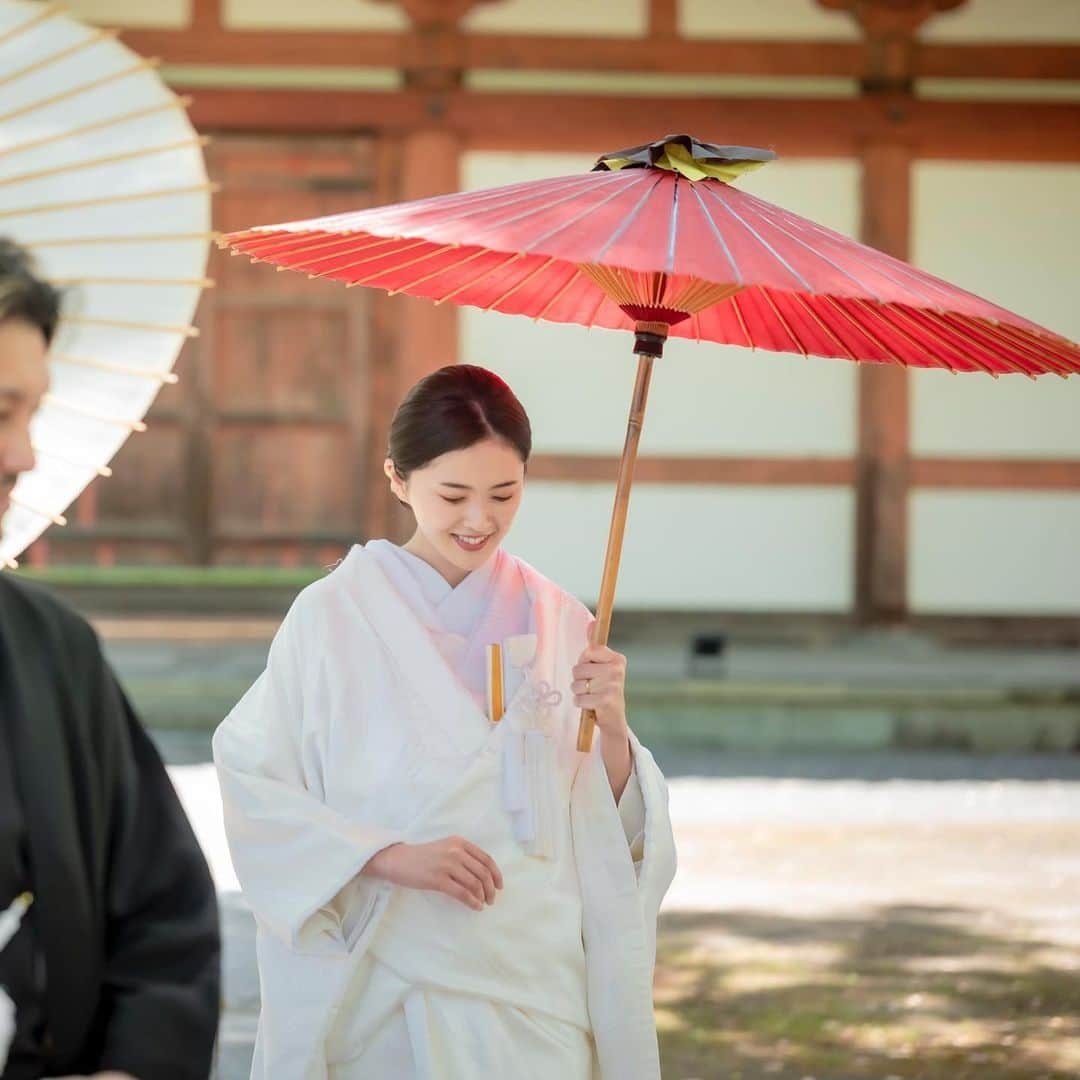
[0,0,214,567]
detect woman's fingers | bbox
[572,677,611,694]
[572,661,608,682]
[462,852,498,903]
[578,643,620,664]
[444,877,484,911]
[463,840,503,890]
[446,865,486,909]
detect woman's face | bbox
[385,437,525,586]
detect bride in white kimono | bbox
[214,364,677,1079]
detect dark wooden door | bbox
[34,133,380,567]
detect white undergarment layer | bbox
[326,954,596,1080]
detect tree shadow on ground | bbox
[655,905,1080,1080]
[650,746,1080,783]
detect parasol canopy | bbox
[224,134,1079,378]
[221,134,1079,750]
[0,0,215,567]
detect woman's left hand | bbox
[571,644,629,737]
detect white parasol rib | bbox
[0,0,213,566]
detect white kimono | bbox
[213,543,677,1079]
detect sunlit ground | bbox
[653,777,1080,1080]
[167,751,1080,1080]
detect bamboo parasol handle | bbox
[577,347,657,753]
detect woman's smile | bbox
[451,531,494,552]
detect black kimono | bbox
[0,573,219,1079]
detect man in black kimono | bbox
[0,238,220,1079]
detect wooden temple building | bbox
[25,0,1080,635]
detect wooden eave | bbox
[118,27,1080,83]
[182,89,1080,162]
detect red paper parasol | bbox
[222,135,1080,750]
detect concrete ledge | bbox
[626,680,1080,753]
[124,675,1080,753]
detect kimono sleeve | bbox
[568,597,656,865]
[213,592,402,953]
[94,655,221,1080]
[617,771,647,862]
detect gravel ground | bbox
[157,738,1080,1080]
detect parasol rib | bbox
[0,2,62,47]
[0,28,120,89]
[0,182,219,219]
[0,98,194,161]
[47,276,214,287]
[42,395,147,431]
[26,232,217,247]
[60,315,198,337]
[9,496,66,526]
[31,444,112,477]
[52,353,180,384]
[699,184,813,292]
[0,137,210,188]
[687,183,743,285]
[483,256,556,310]
[0,58,163,126]
[425,252,522,303]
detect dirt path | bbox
[657,777,1080,1079]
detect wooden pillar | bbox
[364,128,462,543]
[361,1,491,541]
[856,140,911,623]
[819,0,966,623]
[190,0,221,30]
[397,129,462,376]
[649,0,679,38]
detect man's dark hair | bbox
[0,237,62,344]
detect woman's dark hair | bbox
[0,238,61,345]
[388,364,531,478]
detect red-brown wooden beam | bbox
[912,458,1080,490]
[525,455,1080,489]
[120,25,1079,81]
[528,455,856,485]
[919,43,1079,81]
[124,30,858,76]
[183,90,1080,162]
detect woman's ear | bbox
[384,458,410,507]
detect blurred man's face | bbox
[0,318,49,530]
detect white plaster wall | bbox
[680,0,858,40]
[224,0,407,30]
[161,65,400,90]
[920,0,1080,42]
[466,70,858,97]
[63,0,189,27]
[910,164,1079,615]
[917,79,1080,102]
[508,484,855,611]
[463,0,647,38]
[911,163,1080,458]
[911,492,1080,614]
